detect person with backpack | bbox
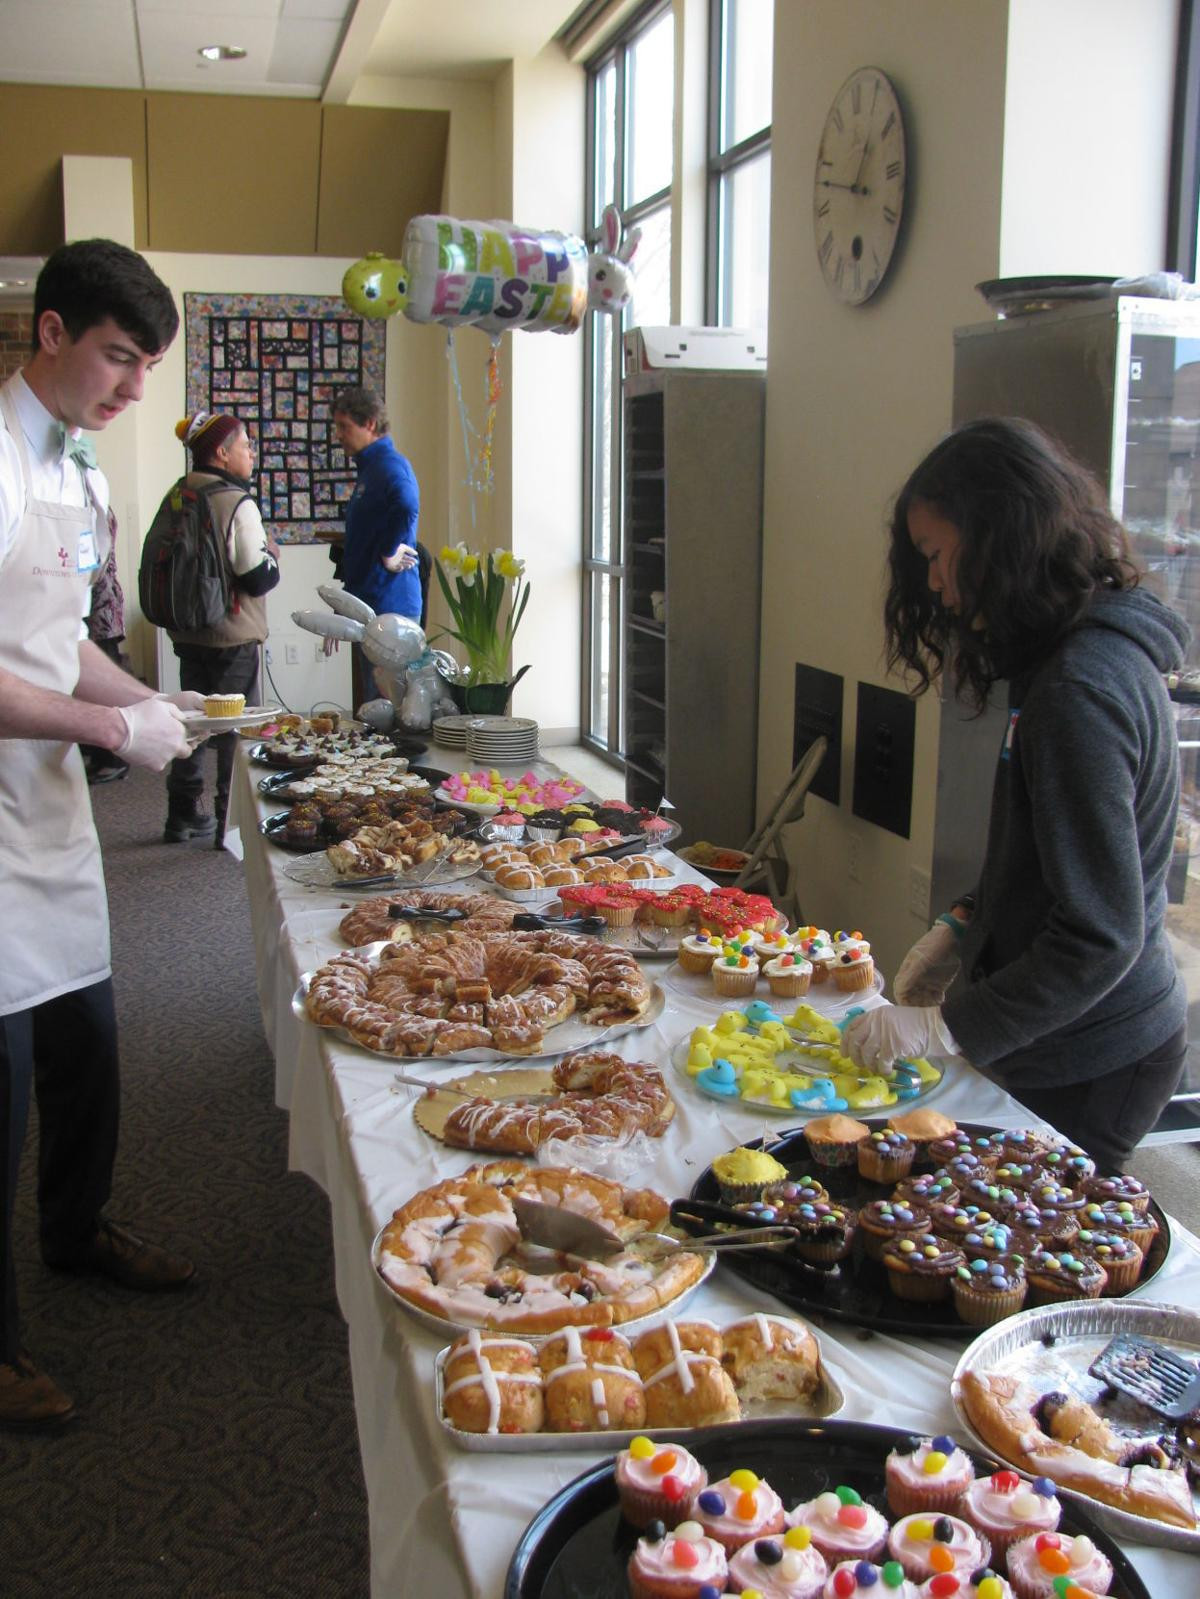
[160,410,280,846]
[0,239,200,1430]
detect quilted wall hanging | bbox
[184,292,386,544]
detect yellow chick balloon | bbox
[342,253,409,320]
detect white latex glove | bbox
[115,699,192,769]
[842,1003,962,1070]
[893,919,962,1005]
[157,690,207,713]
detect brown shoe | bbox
[0,1352,76,1429]
[47,1219,196,1291]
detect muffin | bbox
[925,1133,977,1170]
[991,1161,1050,1194]
[804,1114,871,1170]
[596,889,639,928]
[858,1128,916,1184]
[957,1472,1061,1561]
[1080,1199,1159,1257]
[758,1175,831,1214]
[1082,1172,1151,1213]
[712,948,761,996]
[712,1146,791,1206]
[893,1172,959,1210]
[888,1109,959,1163]
[1004,1531,1111,1599]
[885,1434,976,1517]
[1003,1200,1080,1252]
[951,1254,1028,1327]
[650,891,694,928]
[1024,1249,1107,1305]
[627,1520,729,1599]
[881,1234,965,1303]
[786,1487,889,1565]
[694,1469,786,1553]
[997,1128,1059,1163]
[616,1435,708,1529]
[728,1528,828,1598]
[788,1200,857,1266]
[764,951,814,998]
[1035,1145,1096,1186]
[886,1513,991,1584]
[832,947,875,992]
[858,1198,931,1262]
[677,928,722,974]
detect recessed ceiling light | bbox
[198,44,247,62]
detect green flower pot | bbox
[448,664,530,716]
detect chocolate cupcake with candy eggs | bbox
[858,1127,917,1185]
[1003,1198,1080,1253]
[881,1233,965,1303]
[788,1198,858,1267]
[1070,1225,1145,1294]
[927,1203,999,1249]
[1020,1178,1088,1224]
[886,1108,959,1164]
[892,1171,960,1211]
[1024,1247,1107,1306]
[858,1198,932,1262]
[996,1127,1060,1164]
[1081,1171,1152,1214]
[935,1151,991,1189]
[950,1253,1028,1327]
[727,1525,829,1599]
[886,1513,992,1585]
[1035,1143,1096,1186]
[990,1160,1051,1195]
[885,1435,976,1518]
[1080,1198,1159,1257]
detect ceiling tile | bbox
[268,18,343,85]
[0,0,141,87]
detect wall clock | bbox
[813,67,907,305]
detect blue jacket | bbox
[341,436,421,618]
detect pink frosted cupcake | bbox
[885,1435,976,1517]
[918,1573,1014,1599]
[886,1513,991,1584]
[727,1525,828,1598]
[1004,1531,1112,1599]
[627,1519,729,1599]
[956,1472,1061,1561]
[787,1486,889,1565]
[824,1559,920,1598]
[693,1469,785,1553]
[616,1435,708,1529]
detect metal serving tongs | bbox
[512,1194,798,1261]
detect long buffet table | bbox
[230,749,1200,1598]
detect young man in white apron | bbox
[0,240,202,1429]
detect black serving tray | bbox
[256,764,450,805]
[259,810,324,853]
[678,1122,1169,1339]
[504,1417,1150,1599]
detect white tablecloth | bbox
[230,751,1200,1599]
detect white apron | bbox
[0,387,111,1015]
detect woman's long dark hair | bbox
[884,417,1139,710]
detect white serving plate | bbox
[952,1298,1197,1551]
[183,704,281,733]
[281,853,483,892]
[661,960,884,1009]
[294,950,667,1064]
[431,1324,845,1451]
[370,1225,716,1342]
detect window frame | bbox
[1169,0,1200,277]
[704,0,772,328]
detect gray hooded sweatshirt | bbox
[942,587,1189,1091]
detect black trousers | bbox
[167,642,260,826]
[0,980,120,1360]
[1010,1024,1189,1174]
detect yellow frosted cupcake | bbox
[203,693,246,718]
[711,1146,790,1205]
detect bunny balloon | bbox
[342,205,639,335]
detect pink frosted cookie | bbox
[956,1472,1060,1559]
[1004,1532,1112,1599]
[727,1525,829,1598]
[885,1435,976,1516]
[886,1513,991,1583]
[787,1486,889,1565]
[693,1468,785,1553]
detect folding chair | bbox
[733,734,829,925]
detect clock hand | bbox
[818,179,867,194]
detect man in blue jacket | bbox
[332,386,420,703]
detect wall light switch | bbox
[284,643,299,666]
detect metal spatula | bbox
[511,1195,797,1261]
[1088,1333,1200,1420]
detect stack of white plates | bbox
[431,714,474,748]
[465,715,540,763]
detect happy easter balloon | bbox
[342,252,409,319]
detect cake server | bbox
[512,1195,796,1260]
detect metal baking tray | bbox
[951,1297,1200,1550]
[432,1318,844,1451]
[371,1224,717,1342]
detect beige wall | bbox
[758,0,1178,984]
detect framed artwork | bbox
[184,292,386,543]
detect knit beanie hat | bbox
[175,410,241,459]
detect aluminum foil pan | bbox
[431,1322,845,1451]
[951,1297,1200,1551]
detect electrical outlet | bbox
[284,643,299,666]
[909,865,931,921]
[847,833,862,883]
[315,642,326,663]
[264,646,272,666]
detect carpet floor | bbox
[1,761,369,1598]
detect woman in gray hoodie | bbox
[845,417,1189,1171]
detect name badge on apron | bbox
[77,527,100,573]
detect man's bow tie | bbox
[59,425,97,470]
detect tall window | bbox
[582,3,674,758]
[707,0,772,330]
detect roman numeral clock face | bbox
[814,67,907,305]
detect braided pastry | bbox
[441,1054,673,1155]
